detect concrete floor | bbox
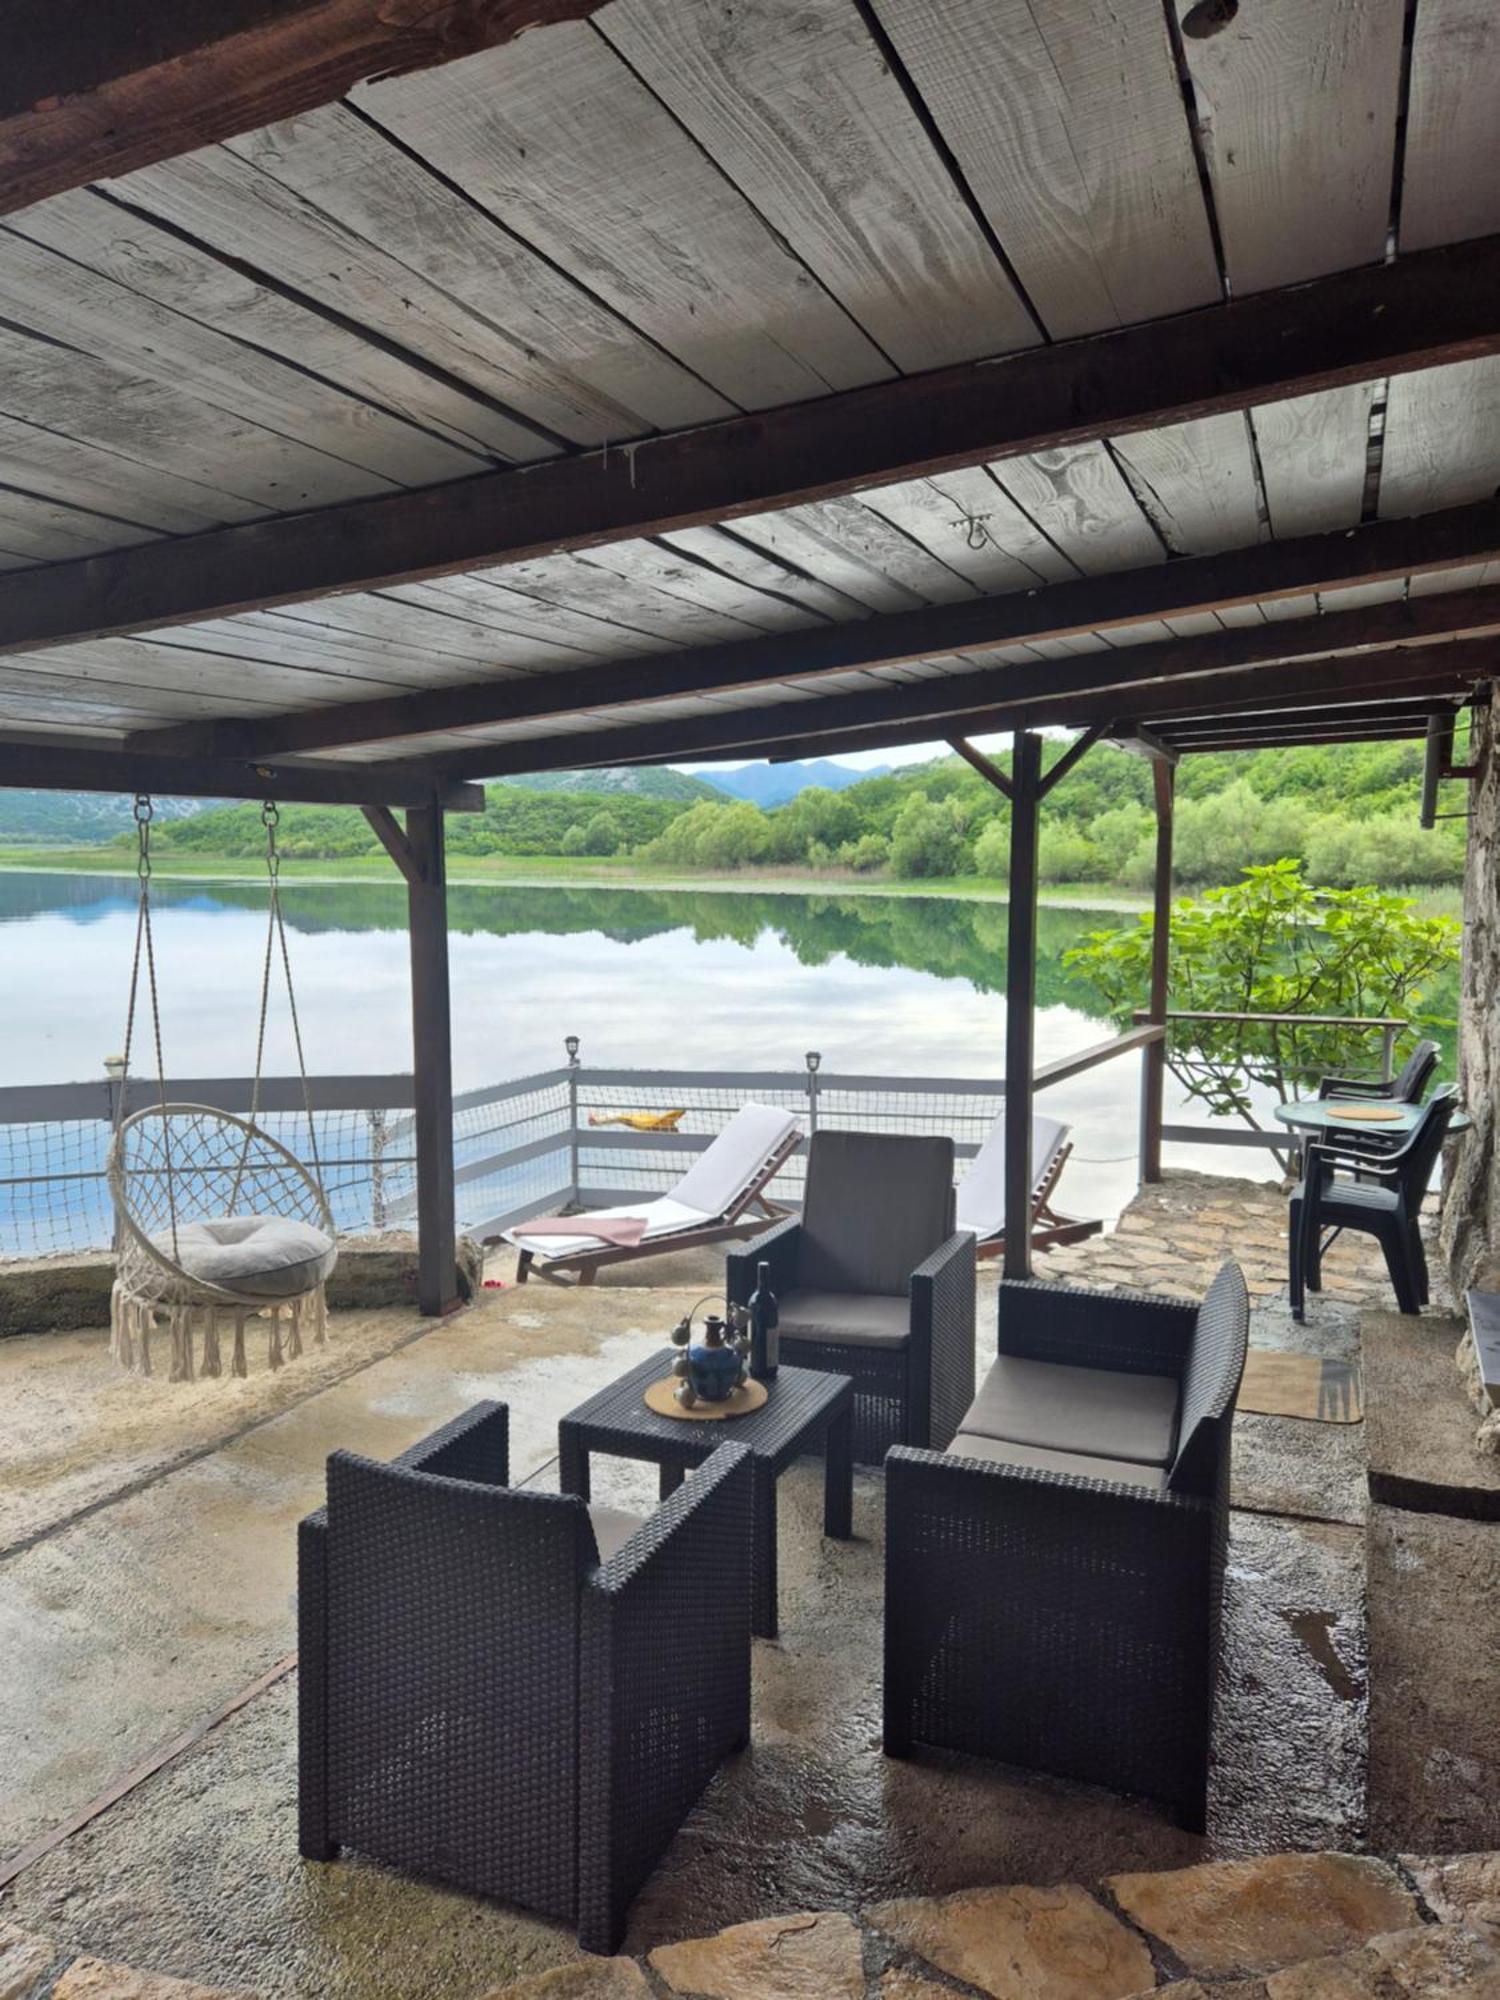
[0,1193,1387,2000]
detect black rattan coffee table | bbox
[559,1350,854,1640]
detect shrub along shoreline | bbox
[3,735,1469,895]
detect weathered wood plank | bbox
[270,593,599,675]
[1110,413,1265,554]
[127,528,1500,762]
[568,541,819,636]
[213,103,732,441]
[1381,358,1500,518]
[5,636,357,706]
[14,185,564,465]
[0,319,394,514]
[477,551,752,648]
[115,143,574,461]
[0,0,608,216]
[354,24,889,410]
[988,443,1164,574]
[0,491,163,566]
[10,233,1500,651]
[728,508,931,614]
[135,617,495,690]
[870,468,1076,592]
[0,414,265,536]
[392,574,667,660]
[1401,0,1500,253]
[658,526,864,624]
[597,0,1036,368]
[870,0,1219,336]
[1251,383,1376,538]
[0,204,488,490]
[1176,0,1404,293]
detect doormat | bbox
[1240,1348,1363,1423]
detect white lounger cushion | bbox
[956,1115,1069,1240]
[507,1102,800,1259]
[670,1102,801,1216]
[149,1214,337,1300]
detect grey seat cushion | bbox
[588,1504,645,1563]
[960,1354,1180,1467]
[947,1432,1168,1494]
[777,1288,910,1350]
[149,1214,337,1301]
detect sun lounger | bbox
[956,1113,1100,1258]
[504,1100,801,1285]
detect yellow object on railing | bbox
[587,1108,687,1131]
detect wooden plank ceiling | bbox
[1,0,1498,774]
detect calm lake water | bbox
[0,870,1452,1237]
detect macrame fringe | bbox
[107,1284,330,1385]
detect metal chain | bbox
[230,802,326,1215]
[118,796,178,1252]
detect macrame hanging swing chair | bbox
[107,796,338,1382]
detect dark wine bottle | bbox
[748,1259,779,1380]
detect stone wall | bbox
[1441,685,1500,1296]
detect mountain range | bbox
[0,758,885,847]
[700,758,891,808]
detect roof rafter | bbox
[407,622,1499,784]
[9,235,1500,657]
[0,738,484,811]
[0,0,605,217]
[127,516,1500,764]
[743,642,1497,767]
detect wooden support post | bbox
[1139,761,1176,1185]
[405,802,457,1316]
[1004,732,1043,1282]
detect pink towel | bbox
[519,1214,650,1247]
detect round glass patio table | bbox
[1272,1098,1471,1141]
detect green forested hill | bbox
[123,735,1468,889]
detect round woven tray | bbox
[643,1375,769,1421]
[1326,1104,1405,1123]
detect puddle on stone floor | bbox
[1282,1608,1365,1703]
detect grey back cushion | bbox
[797,1130,955,1296]
[1169,1259,1250,1492]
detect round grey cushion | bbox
[148,1214,337,1300]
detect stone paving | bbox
[1039,1170,1438,1310]
[0,1171,1477,1999]
[9,1847,1500,1997]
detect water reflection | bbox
[0,871,1458,1228]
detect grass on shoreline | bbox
[0,844,1464,918]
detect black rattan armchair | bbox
[1290,1086,1455,1319]
[884,1262,1249,1832]
[1318,1037,1439,1104]
[298,1402,752,1953]
[728,1129,975,1461]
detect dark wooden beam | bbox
[0,737,485,809]
[404,802,458,1317]
[13,233,1500,656]
[948,737,1011,798]
[1167,717,1443,751]
[360,804,422,884]
[735,639,1497,767]
[414,603,1500,786]
[1162,698,1450,745]
[1112,726,1181,766]
[1003,732,1043,1283]
[128,517,1500,765]
[1036,722,1109,798]
[1139,761,1175,1185]
[1,0,603,217]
